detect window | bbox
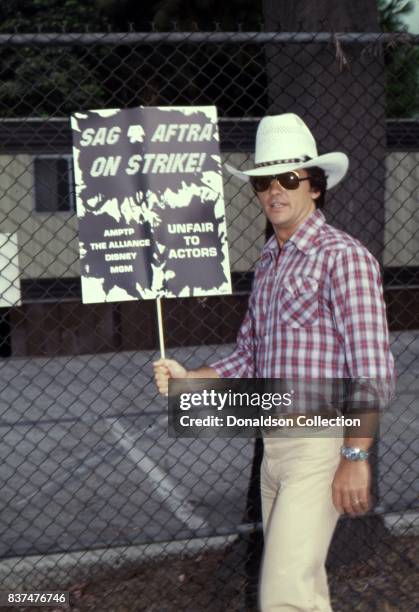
[34,155,74,212]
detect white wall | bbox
[384,152,419,266]
[0,154,80,279]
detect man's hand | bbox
[153,358,188,396]
[332,458,372,517]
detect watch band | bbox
[340,445,369,461]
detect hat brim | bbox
[225,152,349,190]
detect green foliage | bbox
[0,0,108,31]
[378,0,413,32]
[378,0,419,118]
[0,0,110,117]
[0,0,267,117]
[0,0,418,118]
[0,48,109,117]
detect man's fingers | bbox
[153,366,169,381]
[153,364,169,377]
[332,486,344,514]
[351,490,371,515]
[332,460,372,517]
[332,498,344,515]
[153,359,187,396]
[154,373,169,396]
[153,358,168,367]
[153,358,180,369]
[340,490,354,515]
[153,362,170,396]
[334,488,371,516]
[153,358,186,378]
[332,485,370,516]
[153,359,170,370]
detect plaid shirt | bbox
[211,210,395,401]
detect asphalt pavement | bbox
[0,333,417,560]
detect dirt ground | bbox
[1,534,417,612]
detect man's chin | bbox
[271,215,291,228]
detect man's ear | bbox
[310,188,321,200]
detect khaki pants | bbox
[259,430,343,612]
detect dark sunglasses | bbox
[250,171,310,192]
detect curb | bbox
[1,511,417,591]
[383,511,419,536]
[0,535,237,591]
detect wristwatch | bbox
[340,446,369,461]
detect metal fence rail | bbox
[0,30,418,611]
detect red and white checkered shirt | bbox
[211,210,395,398]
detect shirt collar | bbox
[260,209,326,263]
[288,209,326,254]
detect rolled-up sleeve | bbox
[210,303,256,378]
[330,247,396,405]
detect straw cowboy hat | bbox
[225,113,349,189]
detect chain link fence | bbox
[0,30,418,611]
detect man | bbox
[154,113,395,611]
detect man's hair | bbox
[305,166,327,209]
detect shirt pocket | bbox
[278,276,320,327]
